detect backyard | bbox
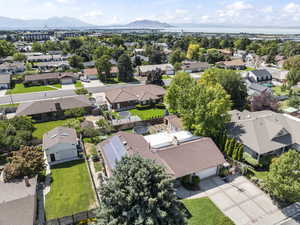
[33,118,77,139]
[182,197,234,225]
[6,83,60,94]
[45,160,96,220]
[129,107,165,120]
[85,143,103,172]
[272,86,290,96]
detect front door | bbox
[50,153,56,162]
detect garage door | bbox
[196,167,217,179]
[61,78,73,84]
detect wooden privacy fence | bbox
[46,208,97,225]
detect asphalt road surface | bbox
[0,83,142,105]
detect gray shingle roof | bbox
[43,126,77,150]
[228,110,300,155]
[0,177,37,225]
[251,69,272,79]
[16,95,91,116]
[0,74,10,84]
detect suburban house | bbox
[98,131,226,179]
[268,69,289,84]
[105,84,165,111]
[0,74,11,89]
[27,54,69,63]
[83,68,98,80]
[219,49,233,56]
[181,61,210,73]
[247,83,272,96]
[0,62,25,74]
[36,61,70,71]
[164,115,183,132]
[15,95,92,121]
[24,72,76,86]
[227,110,300,161]
[217,59,246,70]
[43,126,80,165]
[138,64,174,76]
[0,177,37,225]
[248,69,272,84]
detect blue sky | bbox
[1,0,300,26]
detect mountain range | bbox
[0,17,174,29]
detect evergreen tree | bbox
[117,54,133,82]
[237,145,244,161]
[95,155,187,225]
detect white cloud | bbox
[261,6,273,13]
[82,10,103,18]
[283,2,300,13]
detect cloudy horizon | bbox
[1,0,300,27]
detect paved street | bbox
[0,83,142,105]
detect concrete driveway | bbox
[177,176,292,225]
[82,80,103,88]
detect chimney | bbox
[24,176,30,187]
[173,136,179,146]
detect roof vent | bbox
[123,141,127,146]
[61,133,69,136]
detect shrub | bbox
[243,152,260,167]
[64,108,86,118]
[92,154,100,162]
[215,216,234,225]
[75,88,88,95]
[136,104,151,110]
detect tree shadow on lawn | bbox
[50,159,85,170]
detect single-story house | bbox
[217,59,246,70]
[83,61,95,68]
[36,61,70,71]
[164,115,183,132]
[227,110,300,161]
[0,74,11,89]
[27,54,68,63]
[0,62,25,74]
[98,131,226,179]
[83,68,98,80]
[0,177,37,225]
[16,95,92,121]
[219,49,233,56]
[269,69,289,84]
[181,61,210,73]
[43,126,80,165]
[248,69,272,84]
[138,64,174,76]
[24,72,76,86]
[105,84,165,111]
[247,83,272,96]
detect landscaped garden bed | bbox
[182,197,234,225]
[45,160,96,220]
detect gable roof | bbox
[16,95,91,116]
[0,177,37,225]
[43,126,77,150]
[181,61,210,70]
[250,69,272,79]
[228,110,300,154]
[138,64,174,73]
[24,72,74,82]
[99,131,226,179]
[105,85,165,104]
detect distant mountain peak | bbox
[126,20,173,28]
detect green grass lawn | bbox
[103,78,125,84]
[272,86,290,96]
[129,108,165,120]
[45,160,96,220]
[51,83,62,89]
[162,75,173,79]
[182,198,234,225]
[75,81,83,88]
[253,169,269,181]
[0,103,19,109]
[33,118,76,139]
[6,84,57,95]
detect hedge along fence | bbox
[223,138,244,161]
[46,208,97,225]
[113,117,164,131]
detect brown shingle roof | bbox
[99,132,226,179]
[218,59,245,66]
[0,74,11,84]
[105,85,165,104]
[43,126,77,150]
[84,68,98,76]
[16,95,91,116]
[24,72,74,82]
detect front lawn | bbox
[45,160,96,220]
[182,198,234,225]
[33,118,76,139]
[129,107,165,120]
[6,84,57,95]
[102,78,125,84]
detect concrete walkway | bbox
[177,176,296,225]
